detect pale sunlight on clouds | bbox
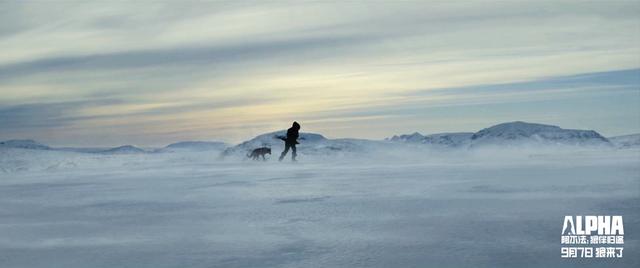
[0,0,638,146]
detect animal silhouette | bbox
[247,147,271,161]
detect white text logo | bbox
[560,215,624,258]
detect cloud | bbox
[0,34,374,81]
[0,99,121,130]
[0,1,639,145]
[0,95,274,131]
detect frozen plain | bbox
[1,148,639,268]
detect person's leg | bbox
[291,144,297,161]
[279,144,290,161]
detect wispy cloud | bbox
[0,34,375,81]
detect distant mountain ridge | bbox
[0,139,50,150]
[469,121,610,148]
[158,141,228,152]
[608,134,640,149]
[100,145,146,154]
[2,122,636,154]
[388,121,612,148]
[387,132,473,147]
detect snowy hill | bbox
[0,139,50,150]
[237,130,326,148]
[222,130,329,158]
[387,122,610,149]
[223,130,438,160]
[100,145,146,154]
[608,134,640,149]
[469,121,610,148]
[159,141,228,152]
[388,132,426,143]
[388,132,473,148]
[222,130,418,160]
[423,133,474,148]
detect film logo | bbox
[561,215,624,258]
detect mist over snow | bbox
[1,121,639,267]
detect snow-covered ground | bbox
[1,148,638,267]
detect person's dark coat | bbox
[285,122,300,145]
[279,121,300,161]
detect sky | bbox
[1,0,639,147]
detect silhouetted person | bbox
[279,121,300,161]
